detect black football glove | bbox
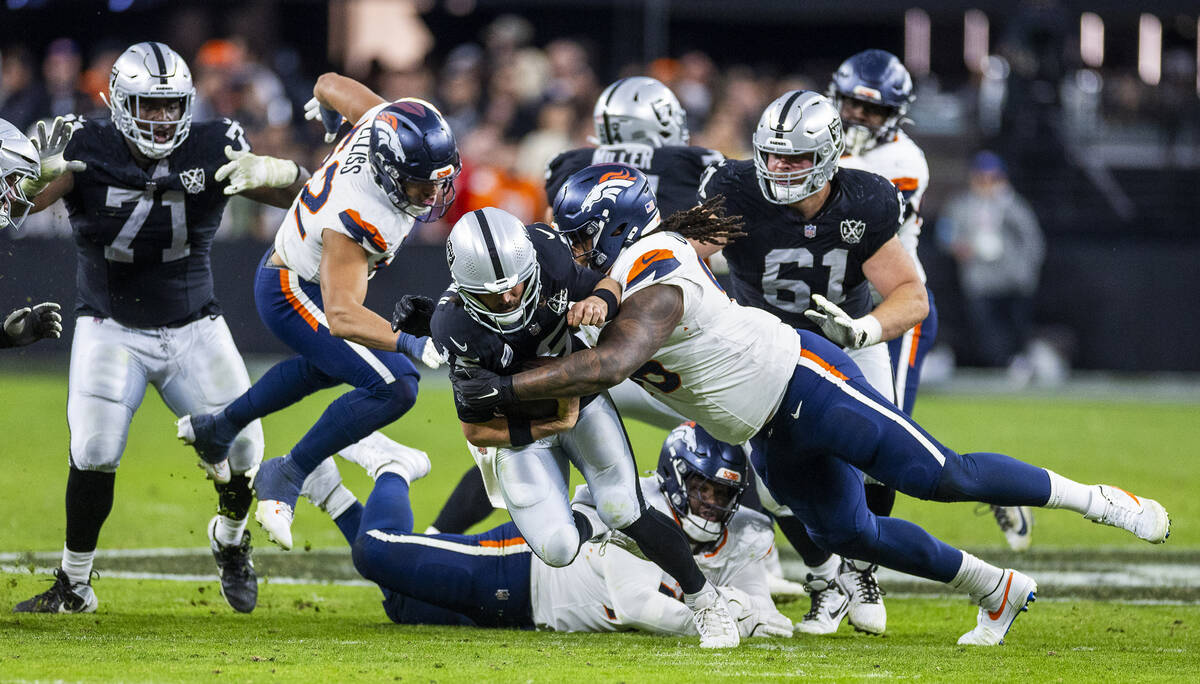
[451,366,518,414]
[1,302,62,348]
[391,295,436,337]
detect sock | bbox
[430,467,495,535]
[1043,470,1094,513]
[620,507,706,594]
[948,551,1006,610]
[61,546,95,586]
[774,514,832,568]
[215,474,253,520]
[222,356,338,429]
[214,515,248,547]
[333,501,365,546]
[572,509,594,544]
[65,467,115,553]
[571,504,603,541]
[683,580,717,607]
[805,554,840,582]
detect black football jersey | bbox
[699,160,901,332]
[62,116,250,327]
[431,224,604,423]
[545,144,724,218]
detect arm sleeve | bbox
[603,549,697,636]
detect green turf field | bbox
[1,370,1197,681]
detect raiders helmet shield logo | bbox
[445,239,455,266]
[180,168,206,194]
[839,219,866,244]
[546,288,568,315]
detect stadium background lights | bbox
[963,9,989,74]
[904,7,931,78]
[1080,12,1104,69]
[1138,13,1162,86]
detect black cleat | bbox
[208,515,258,613]
[14,568,98,614]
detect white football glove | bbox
[419,337,447,370]
[214,145,300,196]
[304,97,345,144]
[803,293,883,350]
[721,586,794,638]
[19,116,87,196]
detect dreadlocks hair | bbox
[660,194,746,246]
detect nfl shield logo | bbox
[804,224,817,238]
[180,168,206,194]
[839,219,866,244]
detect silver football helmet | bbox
[447,207,542,334]
[593,76,689,148]
[107,42,195,159]
[752,90,844,205]
[0,118,40,231]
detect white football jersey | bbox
[529,477,776,634]
[839,130,929,282]
[604,231,802,444]
[273,102,416,282]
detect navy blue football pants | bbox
[753,330,1051,583]
[224,251,420,474]
[349,473,535,628]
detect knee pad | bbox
[594,493,641,531]
[227,421,265,473]
[534,524,582,568]
[70,433,125,473]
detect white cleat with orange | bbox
[957,569,1037,646]
[1084,485,1170,544]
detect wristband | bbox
[507,418,534,447]
[858,314,883,348]
[590,288,619,321]
[395,331,424,357]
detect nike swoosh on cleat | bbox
[987,572,1015,621]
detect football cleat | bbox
[957,569,1037,645]
[176,413,233,484]
[208,515,257,613]
[990,505,1034,552]
[13,568,98,614]
[838,560,886,635]
[686,586,740,648]
[794,574,850,635]
[252,457,304,551]
[338,432,431,483]
[1084,485,1170,544]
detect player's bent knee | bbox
[227,421,265,473]
[351,535,383,584]
[70,434,126,473]
[595,497,641,531]
[533,524,582,567]
[375,375,419,422]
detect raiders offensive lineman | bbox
[697,90,928,634]
[0,117,63,349]
[335,421,791,639]
[14,42,308,615]
[451,163,1170,647]
[427,205,740,648]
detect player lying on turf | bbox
[407,206,740,647]
[450,161,1172,646]
[308,423,792,640]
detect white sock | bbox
[62,546,94,586]
[683,580,717,607]
[1043,470,1095,513]
[423,525,441,535]
[214,515,248,547]
[949,551,1006,610]
[321,485,358,520]
[805,555,841,582]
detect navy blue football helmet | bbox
[657,422,749,544]
[828,49,914,154]
[369,98,461,221]
[551,163,661,272]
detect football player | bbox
[177,74,455,554]
[13,43,309,615]
[326,420,791,640]
[0,117,63,348]
[451,163,1171,646]
[696,89,932,634]
[421,204,739,648]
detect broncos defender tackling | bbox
[452,162,1170,647]
[14,43,309,615]
[177,74,456,552]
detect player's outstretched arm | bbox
[217,145,311,209]
[313,73,386,126]
[861,235,928,341]
[23,116,87,214]
[319,229,408,350]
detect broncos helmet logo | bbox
[580,169,636,213]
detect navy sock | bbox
[358,473,414,536]
[223,356,339,429]
[333,501,365,546]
